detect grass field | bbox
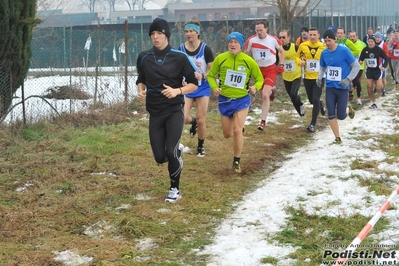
[1,77,398,266]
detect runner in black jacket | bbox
[359,36,389,109]
[136,18,198,202]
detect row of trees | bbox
[80,0,148,12]
[38,0,151,13]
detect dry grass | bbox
[0,78,397,265]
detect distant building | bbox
[36,0,275,27]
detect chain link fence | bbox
[1,14,382,125]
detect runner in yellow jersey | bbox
[279,29,305,119]
[296,27,326,133]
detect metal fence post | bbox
[124,20,128,104]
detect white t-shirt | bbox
[246,35,281,67]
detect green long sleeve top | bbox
[337,37,361,57]
[207,51,264,99]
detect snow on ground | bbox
[200,92,399,265]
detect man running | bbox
[179,19,214,157]
[245,21,285,131]
[279,29,305,119]
[359,36,389,109]
[296,27,326,133]
[136,18,198,202]
[318,29,359,145]
[348,30,367,105]
[388,29,399,89]
[374,32,388,96]
[207,32,264,173]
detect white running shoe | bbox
[300,105,306,116]
[357,98,362,105]
[165,188,181,202]
[197,147,205,157]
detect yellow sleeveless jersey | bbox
[296,40,326,80]
[282,43,301,82]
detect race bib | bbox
[284,60,296,72]
[394,49,399,57]
[306,60,320,72]
[366,58,378,68]
[224,69,247,89]
[326,66,342,81]
[253,48,271,62]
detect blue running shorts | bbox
[218,94,250,118]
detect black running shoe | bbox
[320,100,326,116]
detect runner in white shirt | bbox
[244,21,285,131]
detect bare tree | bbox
[255,0,323,29]
[125,0,148,10]
[80,0,98,13]
[37,0,66,11]
[103,0,121,11]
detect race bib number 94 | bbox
[224,69,247,89]
[306,60,320,72]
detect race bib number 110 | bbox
[224,69,247,89]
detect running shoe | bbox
[307,124,315,133]
[258,120,266,131]
[165,188,181,202]
[348,106,355,119]
[300,104,306,117]
[331,137,342,145]
[233,161,241,173]
[197,146,205,157]
[320,100,326,116]
[369,103,378,109]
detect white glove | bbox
[340,77,351,89]
[316,78,323,88]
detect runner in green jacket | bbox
[207,31,264,173]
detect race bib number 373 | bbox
[326,66,342,81]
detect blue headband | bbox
[184,24,200,34]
